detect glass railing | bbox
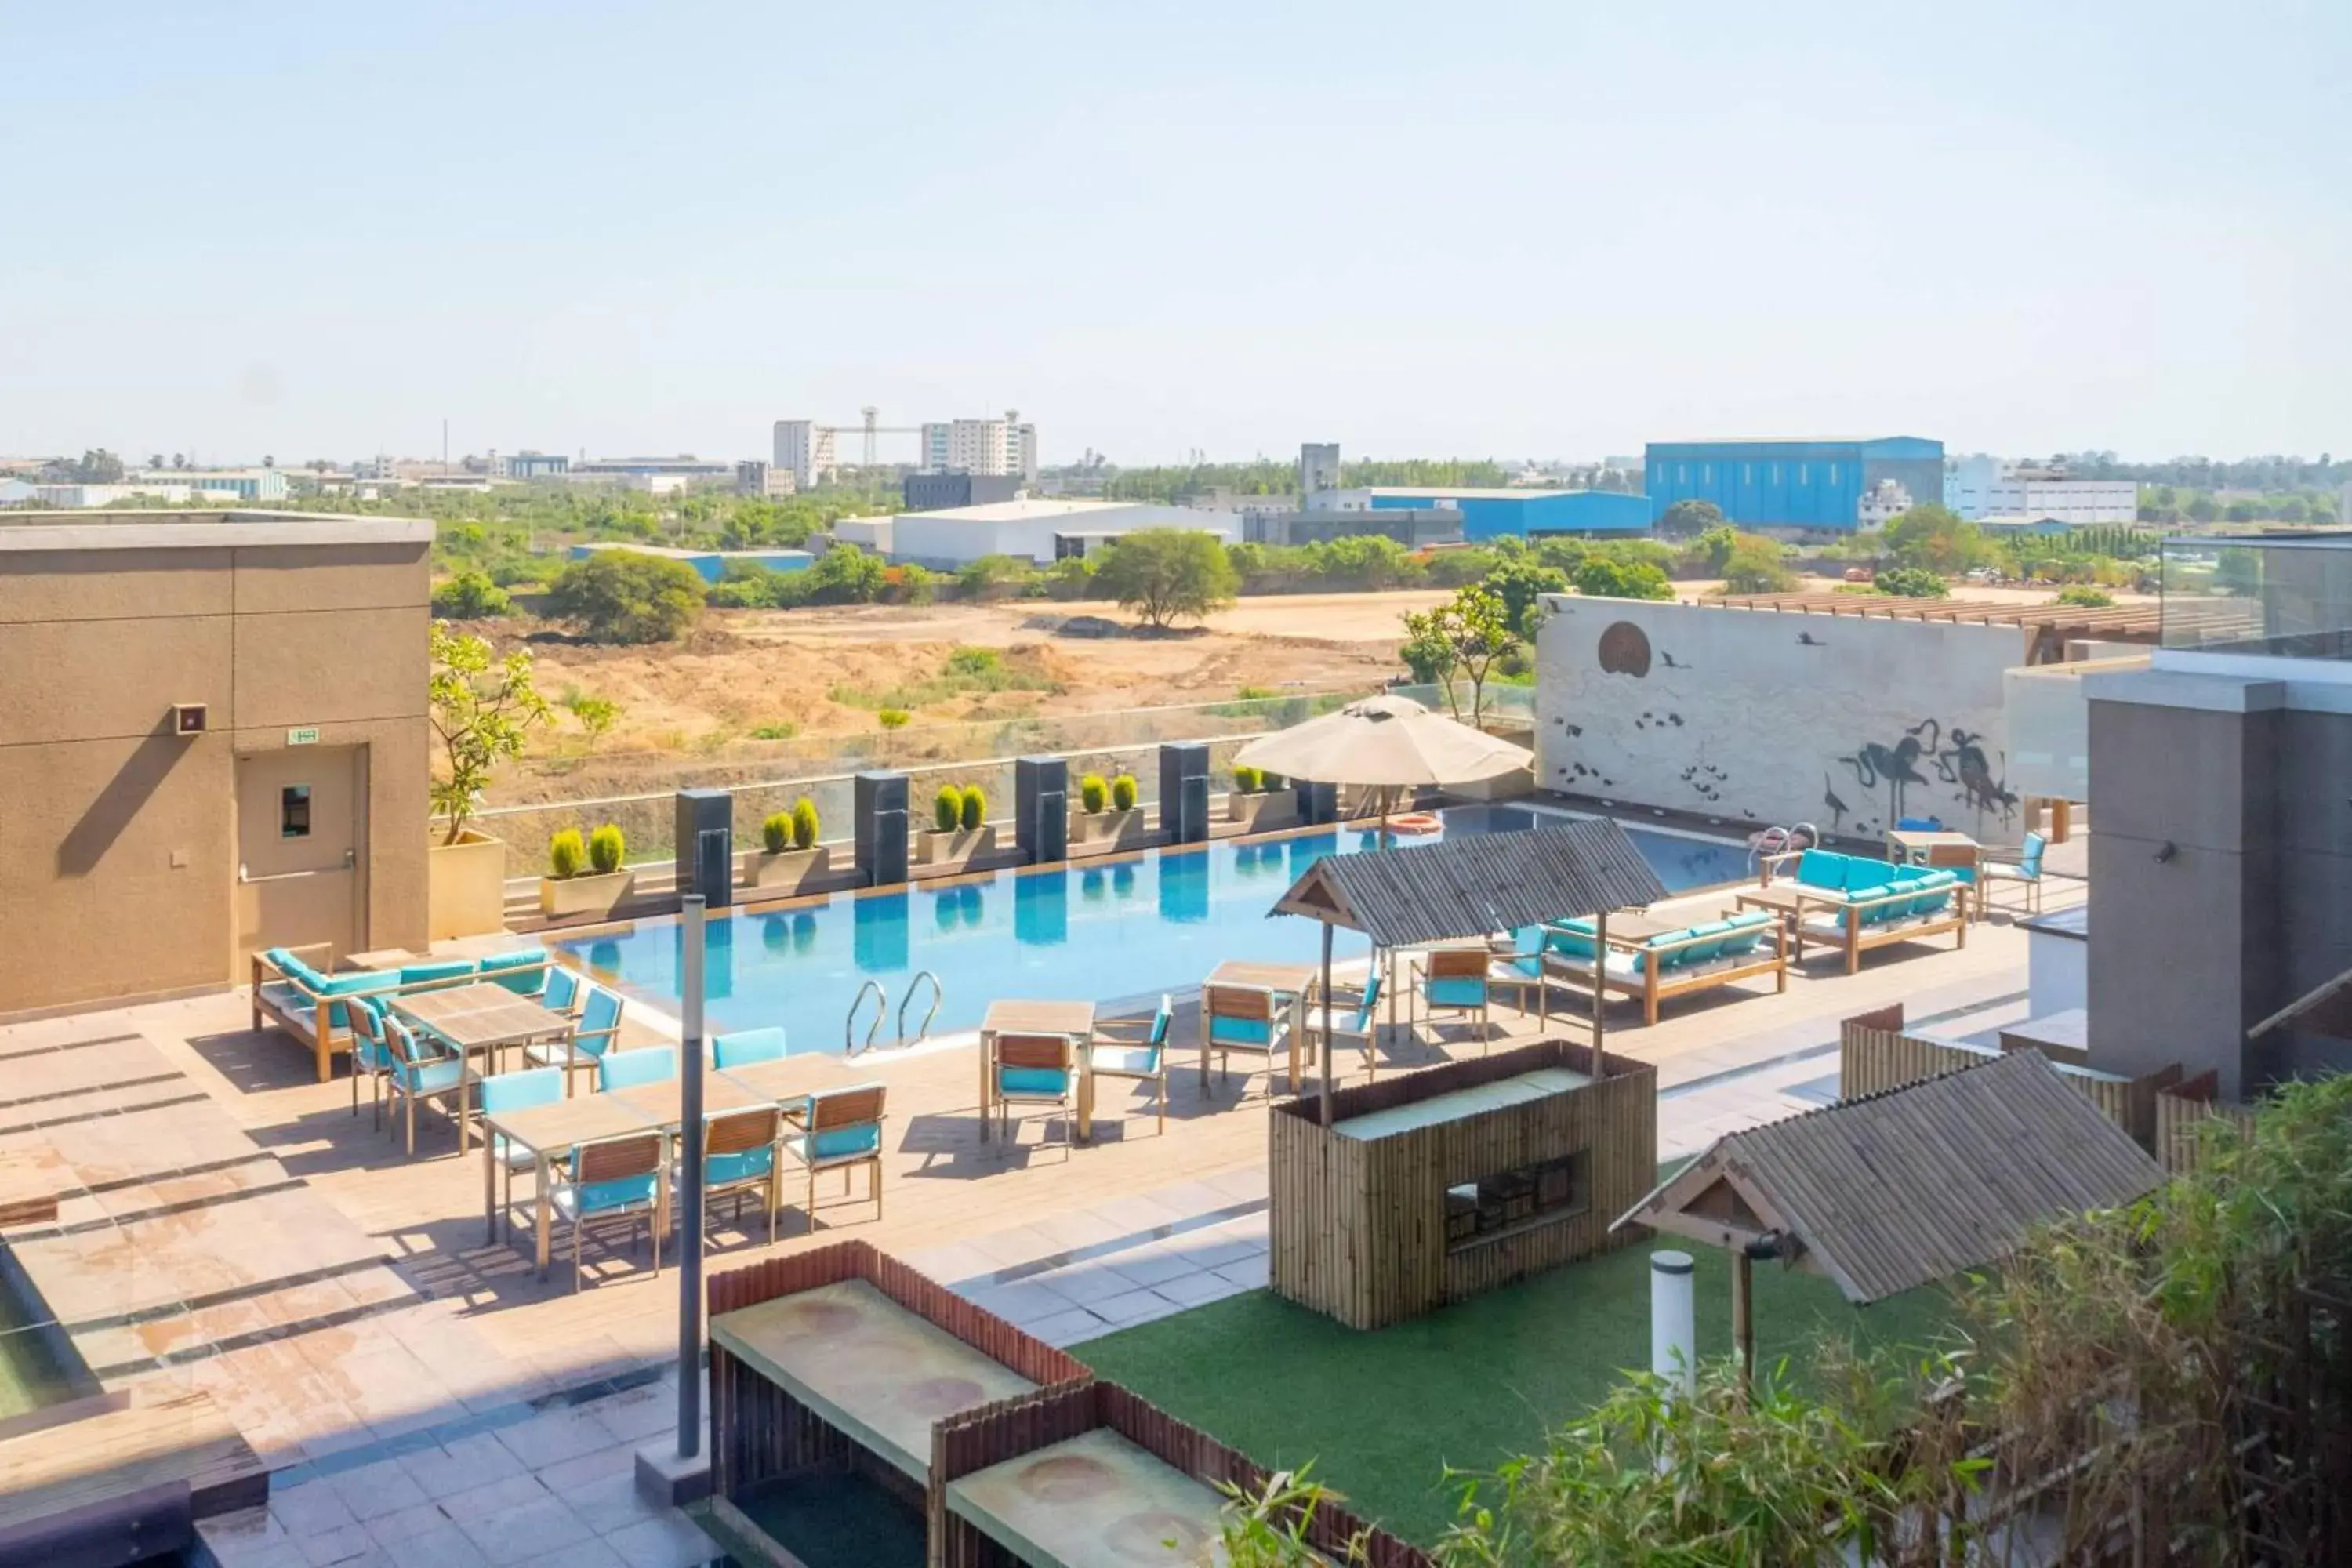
[2160,534,2352,660]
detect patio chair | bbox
[1980,832,2049,913]
[712,1027,789,1069]
[347,994,395,1128]
[383,1017,468,1157]
[476,1065,564,1240]
[1084,996,1173,1135]
[1416,946,1493,1047]
[597,1046,677,1093]
[1300,974,1382,1080]
[1202,984,1295,1094]
[525,984,624,1095]
[786,1084,886,1232]
[542,965,583,1018]
[682,1106,783,1243]
[991,1033,1077,1149]
[549,1132,666,1291]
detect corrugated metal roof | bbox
[1617,1051,2165,1303]
[1270,821,1668,947]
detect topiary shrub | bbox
[934,784,964,832]
[878,707,911,729]
[1111,774,1138,811]
[760,811,792,854]
[1231,764,1261,794]
[587,823,625,874]
[790,797,819,850]
[548,828,586,879]
[1080,774,1109,813]
[960,786,986,831]
[1261,771,1285,791]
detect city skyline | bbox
[3,1,2346,465]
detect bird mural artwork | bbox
[1822,772,1849,831]
[1797,631,1827,648]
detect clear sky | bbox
[5,2,2347,468]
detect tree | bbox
[1095,529,1240,627]
[1720,535,1796,593]
[430,569,513,619]
[428,622,549,844]
[1399,584,1518,724]
[802,543,885,604]
[147,453,163,470]
[1875,566,1947,597]
[1879,503,1986,575]
[1655,498,1726,539]
[65,448,125,483]
[958,554,1038,601]
[563,690,622,751]
[1483,558,1568,638]
[1572,557,1674,601]
[546,550,705,643]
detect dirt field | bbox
[488,590,1451,764]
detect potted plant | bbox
[920,783,996,865]
[1225,764,1294,829]
[745,796,829,892]
[1073,769,1148,844]
[428,623,550,938]
[539,822,637,919]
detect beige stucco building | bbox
[0,510,433,1016]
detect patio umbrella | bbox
[1233,694,1534,1114]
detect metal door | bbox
[235,746,365,964]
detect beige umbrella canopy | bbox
[1230,693,1530,790]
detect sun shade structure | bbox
[1617,1049,2166,1305]
[1272,819,1668,949]
[1231,692,1532,789]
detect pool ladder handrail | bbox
[1751,821,1820,884]
[846,979,886,1056]
[898,970,943,1047]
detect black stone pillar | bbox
[853,771,909,888]
[1014,756,1069,865]
[1296,779,1339,826]
[674,789,734,909]
[1158,742,1210,845]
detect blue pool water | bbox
[558,807,1752,1053]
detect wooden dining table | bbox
[393,983,573,1154]
[1200,960,1318,1094]
[977,1000,1096,1143]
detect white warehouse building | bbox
[877,498,1234,568]
[1944,456,2139,524]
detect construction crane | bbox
[809,408,922,469]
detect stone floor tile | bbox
[1154,1269,1242,1308]
[963,1279,1073,1324]
[603,1512,722,1568]
[1022,1307,1109,1346]
[517,1540,629,1568]
[1162,1235,1262,1272]
[199,1505,292,1568]
[397,1429,526,1499]
[1105,1249,1196,1289]
[1087,1287,1178,1327]
[538,1439,643,1492]
[492,1406,614,1470]
[295,1521,378,1566]
[583,1385,676,1446]
[324,1455,430,1522]
[559,1468,662,1535]
[1212,1255,1271,1289]
[1025,1259,1136,1306]
[270,1478,359,1537]
[456,1493,593,1567]
[438,1472,549,1523]
[361,1501,452,1549]
[381,1523,492,1568]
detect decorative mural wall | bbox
[1534,597,2024,844]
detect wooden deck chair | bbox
[1202,984,1296,1094]
[788,1084,887,1230]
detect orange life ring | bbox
[1388,813,1443,835]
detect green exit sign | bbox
[286,726,320,746]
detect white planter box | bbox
[745,845,831,892]
[539,869,636,920]
[427,829,510,939]
[920,826,996,865]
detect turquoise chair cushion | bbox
[1088,1044,1163,1076]
[1795,849,1850,891]
[812,1124,880,1160]
[598,1048,677,1091]
[1426,978,1486,1007]
[997,1067,1070,1096]
[1679,920,1733,964]
[1210,1016,1272,1046]
[706,1146,775,1185]
[713,1028,789,1069]
[1719,911,1773,956]
[272,950,328,989]
[557,1173,656,1218]
[477,949,547,994]
[392,1056,464,1094]
[400,959,476,986]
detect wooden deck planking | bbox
[0,1388,267,1530]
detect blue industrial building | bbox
[568,542,812,582]
[1644,437,1944,532]
[1354,487,1652,540]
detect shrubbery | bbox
[933,785,965,832]
[877,707,911,729]
[547,828,586,878]
[587,824,625,873]
[960,786,986,830]
[1080,774,1109,813]
[2056,584,2114,607]
[760,811,793,854]
[1110,773,1138,811]
[432,569,513,619]
[789,797,819,849]
[1231,764,1263,793]
[548,550,705,643]
[1875,566,1948,598]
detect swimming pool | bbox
[560,807,1752,1054]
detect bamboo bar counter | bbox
[1271,1039,1658,1330]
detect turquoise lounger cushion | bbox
[1426,978,1487,1007]
[1795,849,1850,890]
[703,1146,775,1185]
[997,1067,1070,1096]
[277,953,330,991]
[400,959,476,986]
[477,949,547,994]
[303,967,399,1025]
[554,1174,657,1219]
[1210,1016,1273,1046]
[1544,920,1598,959]
[1678,920,1733,964]
[1842,859,1898,894]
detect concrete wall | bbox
[0,532,430,1014]
[1534,596,2024,841]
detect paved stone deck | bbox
[0,858,2080,1567]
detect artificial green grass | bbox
[1079,1243,1963,1548]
